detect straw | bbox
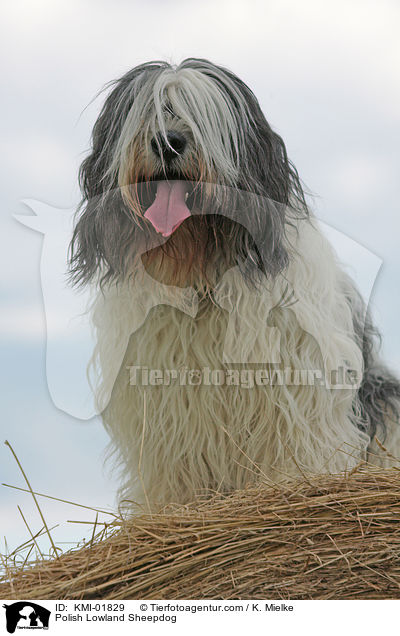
[1,466,400,600]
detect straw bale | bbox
[1,467,400,600]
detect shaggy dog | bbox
[70,58,400,509]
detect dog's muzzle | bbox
[145,130,191,237]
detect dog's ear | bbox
[194,60,309,213]
[243,95,310,276]
[242,119,308,278]
[193,61,309,279]
[79,74,137,201]
[68,68,139,285]
[244,95,308,218]
[69,74,137,286]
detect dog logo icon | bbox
[2,602,51,633]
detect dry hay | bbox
[1,466,400,600]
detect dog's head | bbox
[70,58,308,288]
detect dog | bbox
[69,58,400,509]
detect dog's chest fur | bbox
[93,221,372,506]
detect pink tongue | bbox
[144,181,191,237]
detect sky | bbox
[1,0,399,556]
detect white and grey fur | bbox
[70,58,400,508]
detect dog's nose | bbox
[151,131,187,162]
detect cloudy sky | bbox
[1,0,399,554]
